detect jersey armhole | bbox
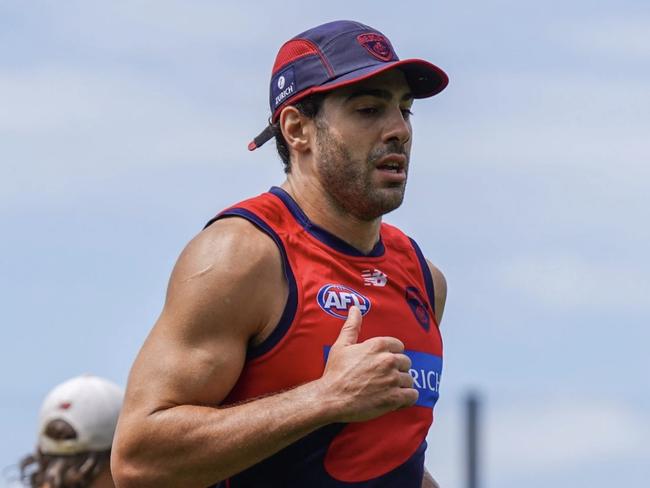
[408,237,436,317]
[208,208,298,360]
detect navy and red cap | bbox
[248,20,449,151]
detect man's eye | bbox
[357,107,379,116]
[401,108,414,119]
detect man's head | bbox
[249,20,447,219]
[21,375,123,488]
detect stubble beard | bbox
[315,123,408,222]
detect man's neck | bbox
[281,179,382,255]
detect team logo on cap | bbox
[277,76,286,90]
[317,284,371,319]
[357,33,393,62]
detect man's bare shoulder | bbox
[174,216,280,283]
[163,216,287,342]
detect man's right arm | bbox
[111,217,417,488]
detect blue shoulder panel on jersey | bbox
[408,237,436,316]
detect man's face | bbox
[312,69,414,221]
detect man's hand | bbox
[318,306,419,423]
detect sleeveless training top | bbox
[207,187,443,488]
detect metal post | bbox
[465,391,481,488]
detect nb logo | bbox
[317,284,371,319]
[361,269,388,287]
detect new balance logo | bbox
[361,269,388,287]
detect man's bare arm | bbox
[422,468,441,488]
[111,218,418,488]
[426,260,447,325]
[421,260,446,488]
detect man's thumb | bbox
[334,306,363,346]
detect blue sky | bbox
[1,1,649,487]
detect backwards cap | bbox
[249,20,448,151]
[38,375,124,455]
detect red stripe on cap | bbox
[272,38,335,77]
[272,39,319,74]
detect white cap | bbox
[38,375,124,455]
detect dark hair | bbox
[20,419,110,488]
[274,93,326,173]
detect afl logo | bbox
[277,75,286,90]
[317,284,371,319]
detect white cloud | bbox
[487,398,650,480]
[424,73,650,172]
[426,395,650,487]
[498,255,650,311]
[33,1,274,56]
[0,67,255,206]
[0,68,231,139]
[551,15,650,60]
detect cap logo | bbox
[357,33,393,62]
[58,402,72,410]
[272,67,296,110]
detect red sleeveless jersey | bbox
[207,187,443,488]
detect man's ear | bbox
[279,106,312,154]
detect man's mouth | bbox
[375,154,407,174]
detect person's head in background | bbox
[20,375,123,488]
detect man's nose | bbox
[381,107,412,146]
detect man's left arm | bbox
[426,260,447,325]
[422,468,441,488]
[421,260,447,488]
